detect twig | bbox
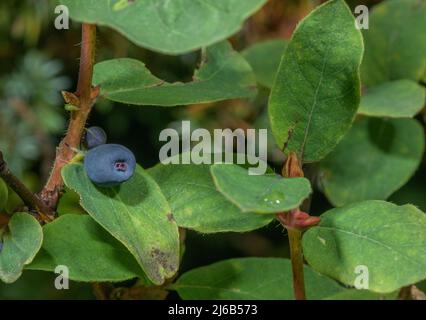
[411,285,426,300]
[277,209,307,300]
[287,227,305,300]
[0,213,10,228]
[276,152,319,300]
[0,151,54,221]
[92,282,113,300]
[398,285,413,300]
[40,24,98,210]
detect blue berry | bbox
[85,126,107,149]
[84,144,136,187]
[0,241,3,252]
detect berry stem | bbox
[40,23,98,211]
[0,151,54,221]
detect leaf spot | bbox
[318,236,326,246]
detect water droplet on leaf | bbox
[261,190,285,207]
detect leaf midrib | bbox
[316,225,426,268]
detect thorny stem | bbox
[40,24,98,210]
[38,23,102,297]
[0,151,54,221]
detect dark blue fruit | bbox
[84,144,136,187]
[0,241,3,252]
[85,126,107,149]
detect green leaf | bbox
[303,200,426,293]
[61,0,267,55]
[359,80,426,118]
[210,164,311,214]
[268,0,363,162]
[361,0,426,86]
[62,163,179,285]
[173,257,344,300]
[324,289,398,300]
[253,110,285,164]
[0,179,7,211]
[149,160,274,233]
[242,39,287,88]
[319,118,424,207]
[28,214,146,282]
[56,187,86,216]
[93,42,256,106]
[0,213,43,283]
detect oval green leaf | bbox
[242,39,287,88]
[62,163,179,285]
[303,200,426,293]
[28,214,146,282]
[173,257,345,300]
[210,164,311,214]
[268,0,363,162]
[319,118,425,207]
[359,80,426,118]
[0,213,43,283]
[361,0,426,86]
[149,161,274,233]
[93,42,257,106]
[61,0,267,55]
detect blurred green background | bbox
[1,0,424,299]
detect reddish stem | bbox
[40,24,98,210]
[277,152,309,300]
[287,227,306,300]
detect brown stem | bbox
[287,227,306,300]
[92,282,113,300]
[276,212,307,300]
[278,152,307,300]
[398,285,413,300]
[0,151,54,221]
[411,285,426,300]
[0,213,10,228]
[40,24,98,210]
